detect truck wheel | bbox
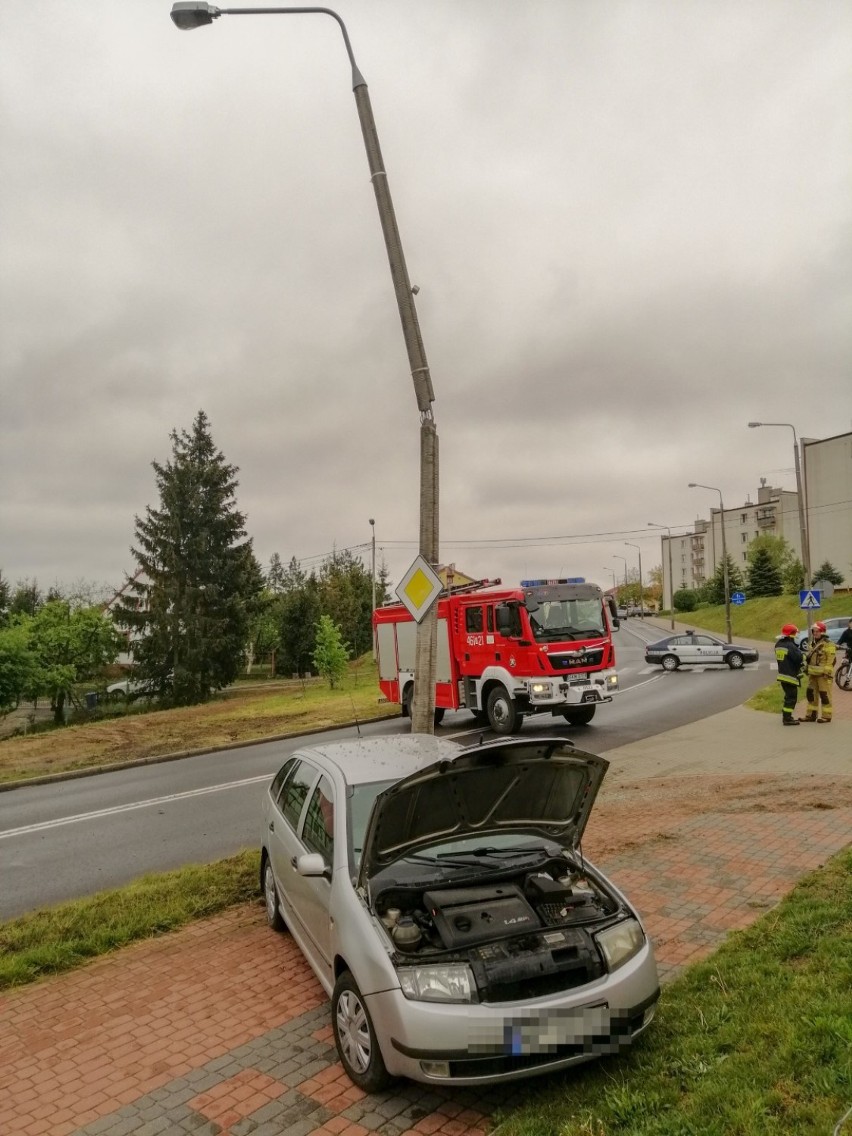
[487,685,523,735]
[561,706,596,726]
[402,685,413,718]
[433,708,445,726]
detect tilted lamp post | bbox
[647,522,675,629]
[170,2,440,731]
[625,542,644,617]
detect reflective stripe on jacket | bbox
[806,638,836,677]
[775,636,804,684]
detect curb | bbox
[0,711,402,794]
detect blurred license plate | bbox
[504,1005,610,1054]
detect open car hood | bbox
[359,738,608,886]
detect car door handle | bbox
[268,821,274,831]
[290,856,298,869]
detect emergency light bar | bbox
[521,578,586,587]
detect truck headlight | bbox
[529,681,553,700]
[398,964,477,1003]
[595,918,645,971]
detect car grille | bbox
[548,648,604,671]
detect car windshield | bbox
[527,598,605,642]
[350,779,396,866]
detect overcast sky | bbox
[2,0,851,601]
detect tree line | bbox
[1,411,389,722]
[672,534,845,612]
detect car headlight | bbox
[528,681,553,700]
[397,964,477,1003]
[595,918,645,972]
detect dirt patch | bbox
[584,773,852,858]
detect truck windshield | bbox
[526,598,605,642]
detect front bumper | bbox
[366,940,659,1085]
[523,668,618,709]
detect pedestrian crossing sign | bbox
[799,589,821,610]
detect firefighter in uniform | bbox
[804,620,836,722]
[775,624,804,726]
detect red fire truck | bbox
[373,577,619,734]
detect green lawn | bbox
[661,593,851,642]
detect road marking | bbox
[0,773,272,841]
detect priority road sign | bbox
[396,555,443,623]
[799,589,821,610]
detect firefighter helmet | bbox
[781,624,798,637]
[813,620,827,634]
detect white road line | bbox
[0,773,272,841]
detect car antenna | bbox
[349,698,362,739]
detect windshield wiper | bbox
[403,852,496,870]
[436,846,551,862]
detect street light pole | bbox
[647,522,674,629]
[601,567,617,590]
[625,542,643,617]
[171,2,440,732]
[689,482,732,643]
[369,518,376,659]
[747,421,812,627]
[612,554,628,595]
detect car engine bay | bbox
[372,857,624,1000]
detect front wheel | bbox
[262,857,286,933]
[726,652,745,670]
[402,685,413,718]
[486,685,523,735]
[835,662,852,691]
[332,971,393,1093]
[561,705,596,726]
[661,654,679,672]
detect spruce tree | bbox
[704,555,745,606]
[116,410,262,705]
[812,561,844,586]
[746,546,783,597]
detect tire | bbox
[433,707,445,726]
[486,685,524,735]
[661,655,679,672]
[726,652,745,670]
[402,685,414,718]
[332,971,393,1093]
[262,856,286,933]
[471,708,489,725]
[835,663,852,692]
[561,705,596,726]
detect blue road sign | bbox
[731,592,746,605]
[799,589,822,610]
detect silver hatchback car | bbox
[260,734,659,1090]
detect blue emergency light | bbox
[521,578,586,587]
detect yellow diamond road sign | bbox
[396,555,443,623]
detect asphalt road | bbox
[0,618,774,920]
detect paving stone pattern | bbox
[2,776,851,1136]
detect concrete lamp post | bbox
[612,554,628,594]
[747,421,812,629]
[625,542,644,617]
[647,522,675,629]
[170,2,440,732]
[688,482,732,643]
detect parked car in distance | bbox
[616,607,628,620]
[644,631,758,671]
[106,673,171,700]
[795,617,852,651]
[261,735,659,1091]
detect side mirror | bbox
[612,618,620,630]
[296,852,330,879]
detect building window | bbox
[741,533,747,542]
[742,553,748,562]
[741,513,748,523]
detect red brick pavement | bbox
[2,771,851,1136]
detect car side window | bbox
[280,761,317,831]
[270,759,295,804]
[301,775,335,866]
[465,606,484,633]
[694,636,716,646]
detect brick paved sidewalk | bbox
[2,773,851,1136]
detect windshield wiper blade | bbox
[403,852,495,870]
[437,846,551,861]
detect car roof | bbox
[291,734,461,787]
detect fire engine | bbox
[373,577,619,734]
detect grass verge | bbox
[0,658,398,784]
[495,846,852,1136]
[659,593,851,642]
[0,849,260,990]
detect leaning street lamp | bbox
[170,2,440,732]
[688,482,732,643]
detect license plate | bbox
[581,690,600,703]
[503,1005,610,1054]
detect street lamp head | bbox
[687,482,697,488]
[369,517,375,526]
[170,2,221,30]
[747,421,762,428]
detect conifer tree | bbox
[704,555,745,606]
[746,546,783,597]
[116,411,263,705]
